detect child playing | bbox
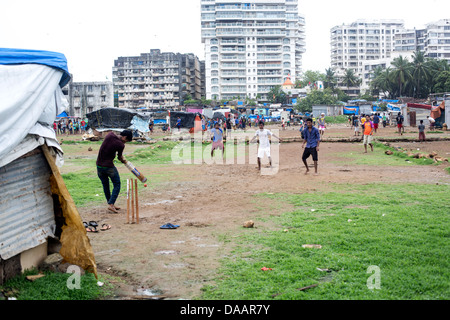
[210,122,224,159]
[250,121,282,171]
[418,120,426,142]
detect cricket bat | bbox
[124,160,148,183]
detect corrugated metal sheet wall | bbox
[0,150,55,260]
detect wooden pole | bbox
[131,178,135,223]
[135,179,139,224]
[127,179,130,224]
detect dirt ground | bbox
[76,124,450,299]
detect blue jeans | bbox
[97,166,121,205]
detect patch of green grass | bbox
[201,183,450,300]
[372,142,436,166]
[0,269,114,300]
[62,170,115,207]
[426,131,444,134]
[324,115,350,124]
[446,167,450,175]
[334,142,436,167]
[126,141,179,164]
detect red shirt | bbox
[96,132,125,168]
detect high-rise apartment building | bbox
[394,19,450,64]
[201,0,306,101]
[112,49,204,109]
[330,19,404,94]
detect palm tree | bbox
[369,66,384,96]
[324,68,337,90]
[411,51,430,98]
[391,55,413,97]
[342,68,359,91]
[372,67,396,99]
[426,58,450,93]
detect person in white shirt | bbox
[427,116,435,131]
[250,121,282,171]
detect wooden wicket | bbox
[127,178,139,224]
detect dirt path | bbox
[78,129,450,299]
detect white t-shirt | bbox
[255,129,272,149]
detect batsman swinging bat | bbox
[124,160,148,183]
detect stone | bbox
[39,253,63,272]
[243,220,254,228]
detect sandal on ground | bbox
[101,224,111,231]
[88,221,99,232]
[84,222,98,233]
[160,223,179,229]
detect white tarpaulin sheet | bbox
[0,64,67,167]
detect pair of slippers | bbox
[84,221,111,232]
[160,223,180,229]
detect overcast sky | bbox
[1,0,449,82]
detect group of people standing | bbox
[53,118,87,135]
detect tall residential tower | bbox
[201,0,306,101]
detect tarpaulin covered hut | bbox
[0,48,96,284]
[86,107,150,133]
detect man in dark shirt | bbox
[96,130,133,213]
[396,112,404,135]
[301,118,321,175]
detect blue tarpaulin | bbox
[0,48,71,87]
[343,106,359,115]
[57,111,68,118]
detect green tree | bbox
[391,55,413,97]
[371,67,396,99]
[295,88,338,113]
[267,85,287,104]
[324,68,337,90]
[299,70,325,88]
[426,58,450,93]
[411,51,431,98]
[432,70,450,93]
[342,69,360,90]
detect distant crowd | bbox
[53,118,88,135]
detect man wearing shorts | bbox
[318,113,326,136]
[301,118,321,175]
[363,115,374,153]
[396,112,404,135]
[250,121,282,171]
[373,113,380,133]
[210,122,224,158]
[353,115,360,136]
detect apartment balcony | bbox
[257,63,282,69]
[220,39,246,45]
[221,55,246,61]
[220,47,246,53]
[257,40,282,46]
[256,30,285,37]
